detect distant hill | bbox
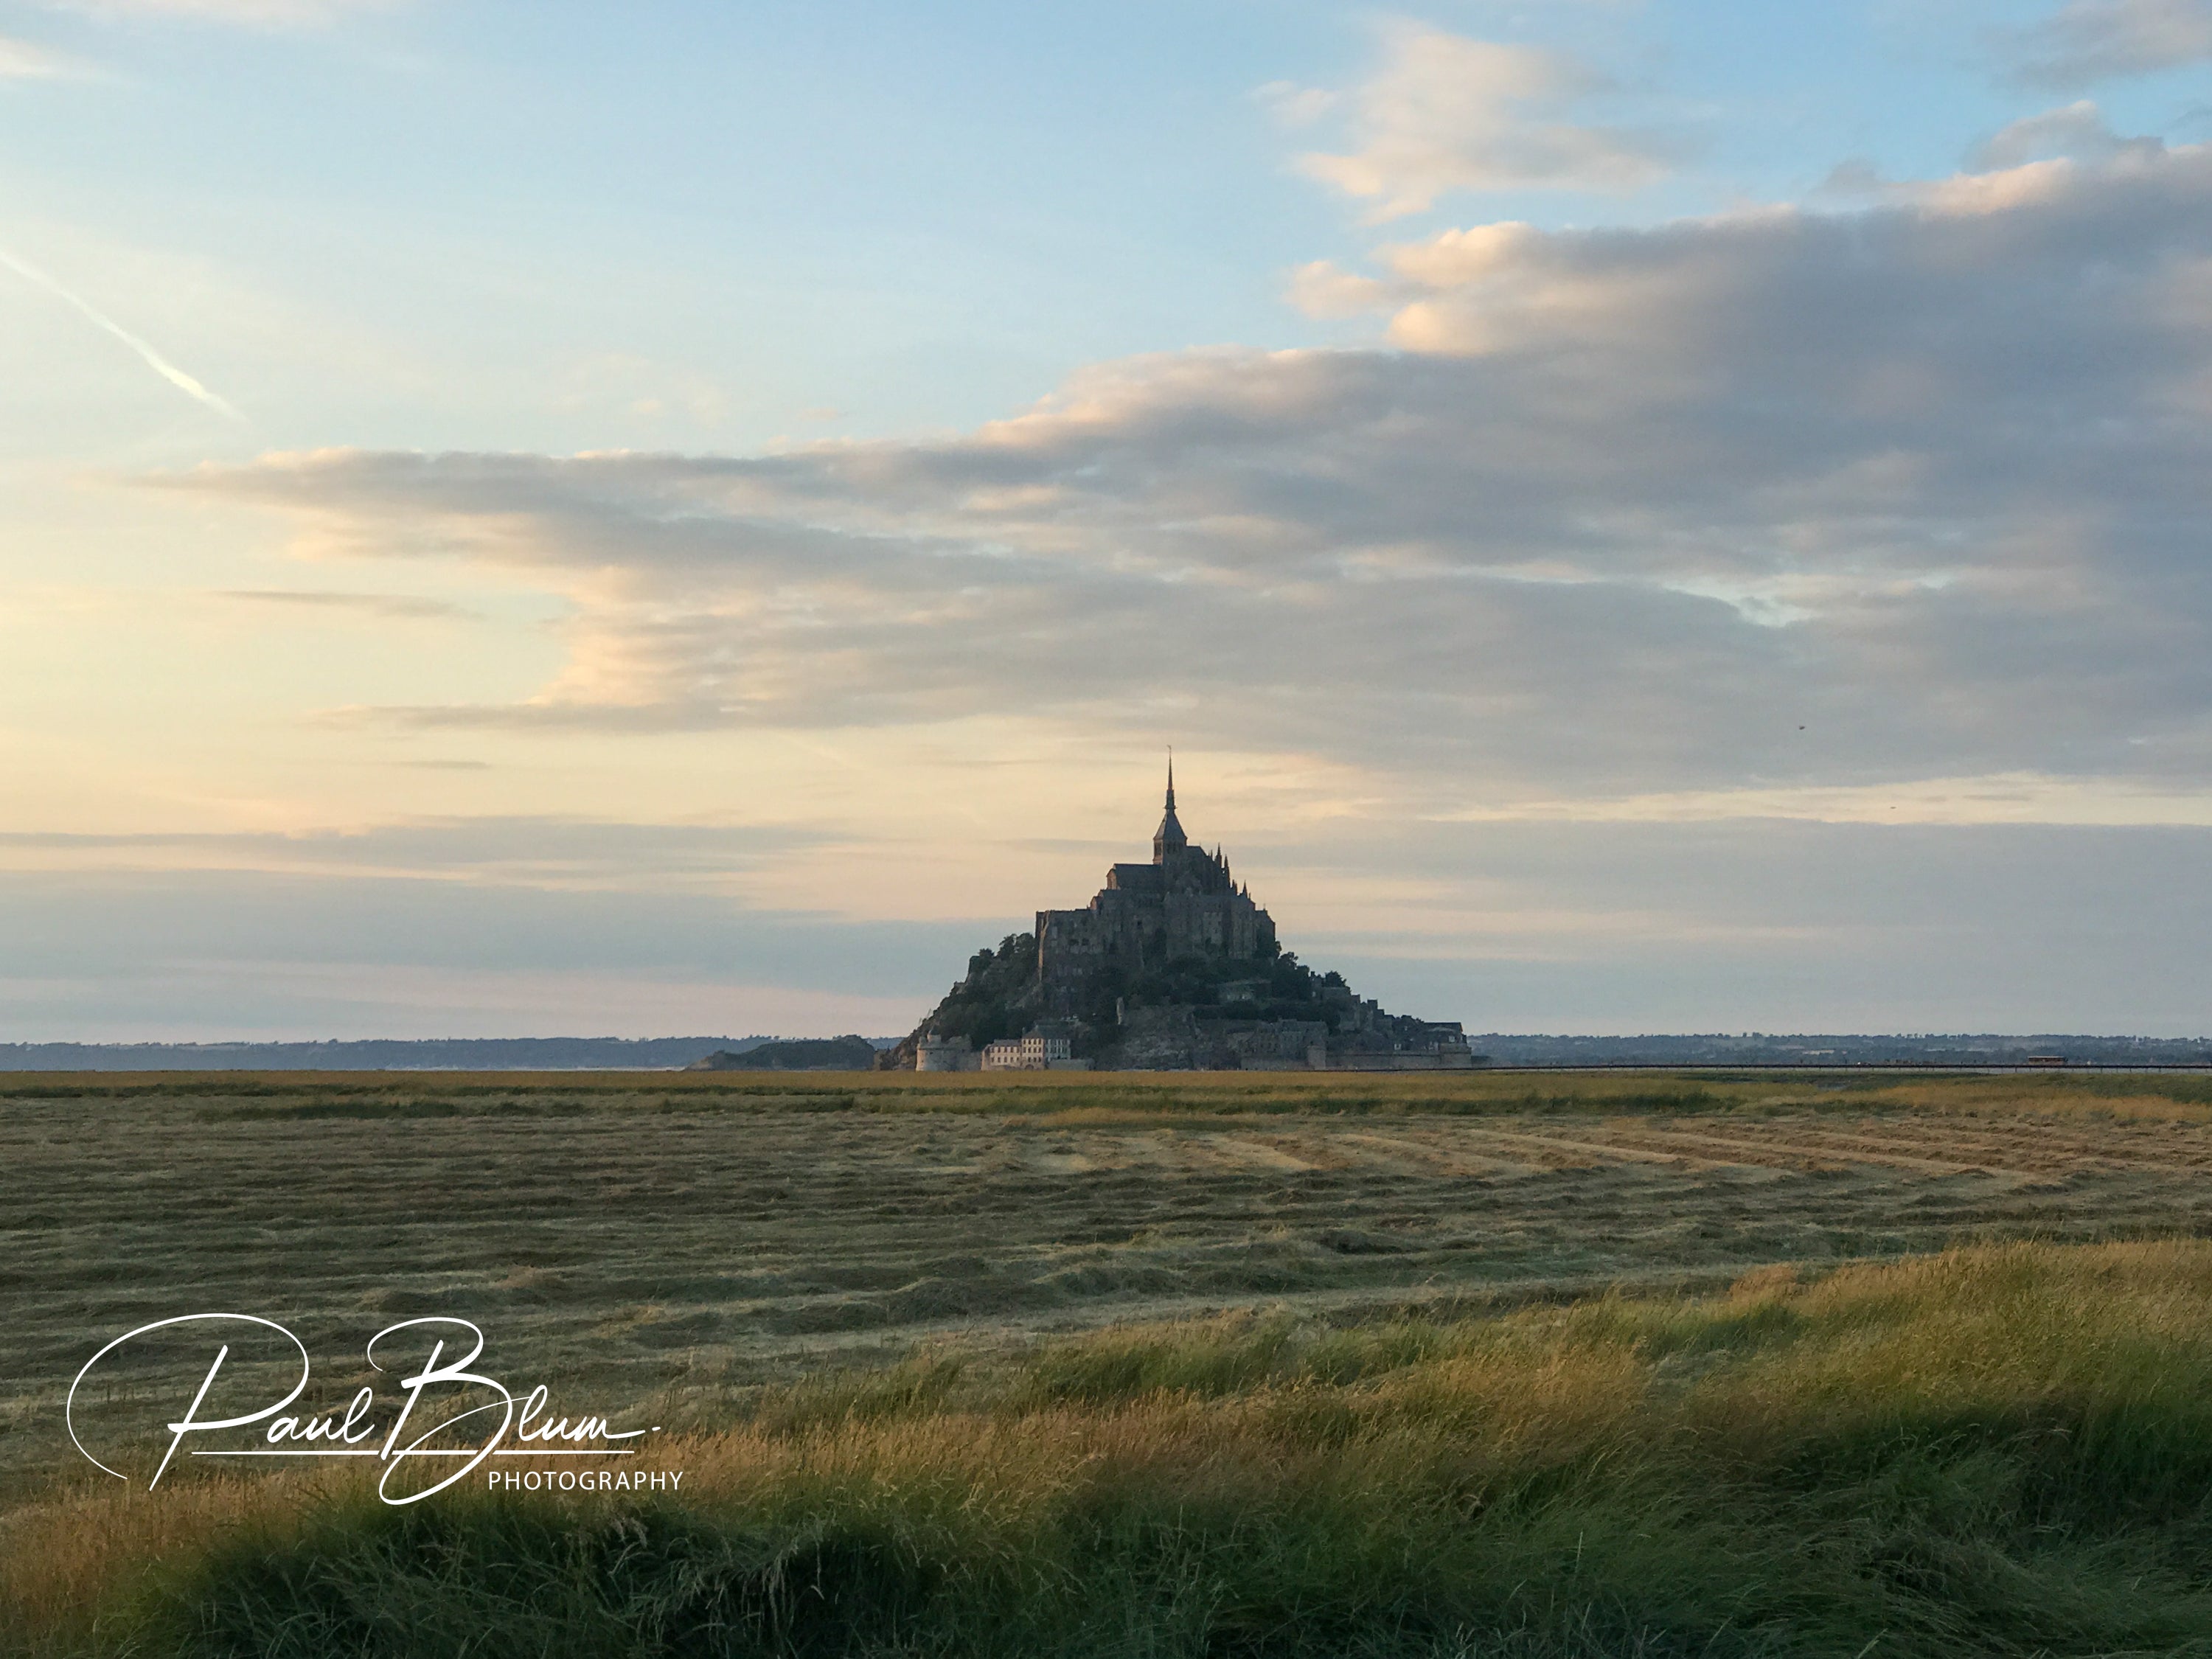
[688,1035,883,1072]
[1,1037,782,1071]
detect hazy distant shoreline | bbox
[0,1037,782,1071]
[4,1032,2207,1071]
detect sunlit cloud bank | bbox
[168,145,2212,824]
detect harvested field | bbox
[7,1068,2212,1501]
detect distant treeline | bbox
[0,1037,785,1071]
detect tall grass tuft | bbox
[15,1242,2212,1654]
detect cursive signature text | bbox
[68,1314,656,1505]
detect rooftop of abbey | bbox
[891,766,1472,1071]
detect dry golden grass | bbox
[0,1475,308,1644]
[15,1240,2212,1655]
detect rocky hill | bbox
[881,931,1451,1071]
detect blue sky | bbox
[4,0,2212,1039]
[11,0,2205,455]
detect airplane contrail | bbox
[0,246,246,422]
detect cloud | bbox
[47,0,400,24]
[0,865,967,1040]
[1284,260,1394,318]
[0,33,86,75]
[1302,819,2212,1034]
[0,246,243,420]
[161,144,2212,819]
[1253,79,1339,128]
[1293,21,1672,218]
[0,817,823,888]
[11,824,2212,1037]
[1970,100,2165,168]
[217,588,474,622]
[2000,0,2212,88]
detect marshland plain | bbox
[13,1067,2212,1655]
[7,1066,2212,1495]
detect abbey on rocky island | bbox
[896,765,1475,1072]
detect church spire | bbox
[1152,751,1188,863]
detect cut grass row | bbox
[13,1239,2212,1655]
[10,1067,2212,1123]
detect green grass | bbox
[16,1241,2212,1656]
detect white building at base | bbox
[981,1023,1088,1071]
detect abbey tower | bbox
[1034,762,1278,1011]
